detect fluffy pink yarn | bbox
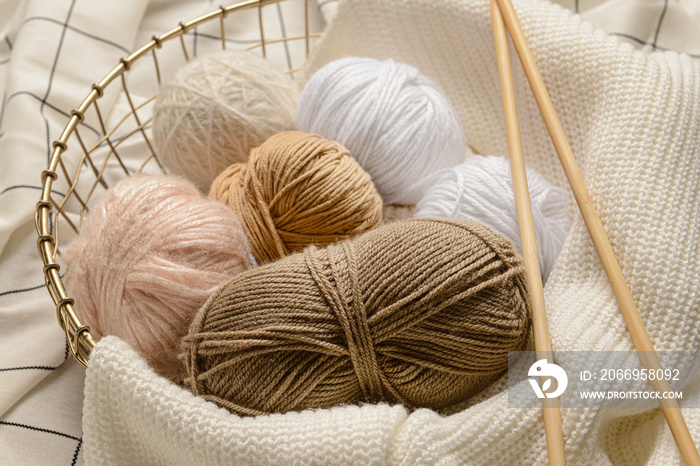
[63,175,255,380]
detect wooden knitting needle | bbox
[490,2,566,464]
[494,0,700,464]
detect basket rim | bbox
[35,0,311,368]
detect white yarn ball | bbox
[297,57,466,204]
[415,155,571,282]
[153,49,300,192]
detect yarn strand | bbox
[305,241,384,401]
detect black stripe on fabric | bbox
[651,0,668,50]
[611,32,700,58]
[0,421,80,442]
[5,91,100,137]
[1,278,55,297]
[0,283,47,296]
[42,0,77,163]
[22,16,130,54]
[0,365,56,372]
[193,28,198,57]
[71,438,83,466]
[0,184,66,198]
[185,30,262,46]
[0,271,64,297]
[41,3,77,107]
[612,32,647,46]
[0,90,7,137]
[48,211,55,249]
[276,3,293,73]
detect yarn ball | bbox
[182,218,532,416]
[415,155,571,282]
[209,130,383,264]
[297,57,466,205]
[62,175,256,380]
[152,49,300,192]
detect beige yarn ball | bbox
[152,49,300,191]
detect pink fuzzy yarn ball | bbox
[63,175,255,380]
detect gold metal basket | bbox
[34,0,323,368]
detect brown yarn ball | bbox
[182,218,532,416]
[209,131,384,264]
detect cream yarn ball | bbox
[152,49,300,191]
[415,155,571,282]
[297,57,466,205]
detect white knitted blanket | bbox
[83,0,700,464]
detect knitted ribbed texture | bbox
[209,131,383,264]
[85,336,409,465]
[182,218,531,416]
[83,0,700,464]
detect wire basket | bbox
[34,0,323,368]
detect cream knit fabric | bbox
[83,0,700,464]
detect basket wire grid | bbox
[34,0,323,368]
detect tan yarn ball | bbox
[182,218,532,416]
[152,49,299,191]
[209,131,384,264]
